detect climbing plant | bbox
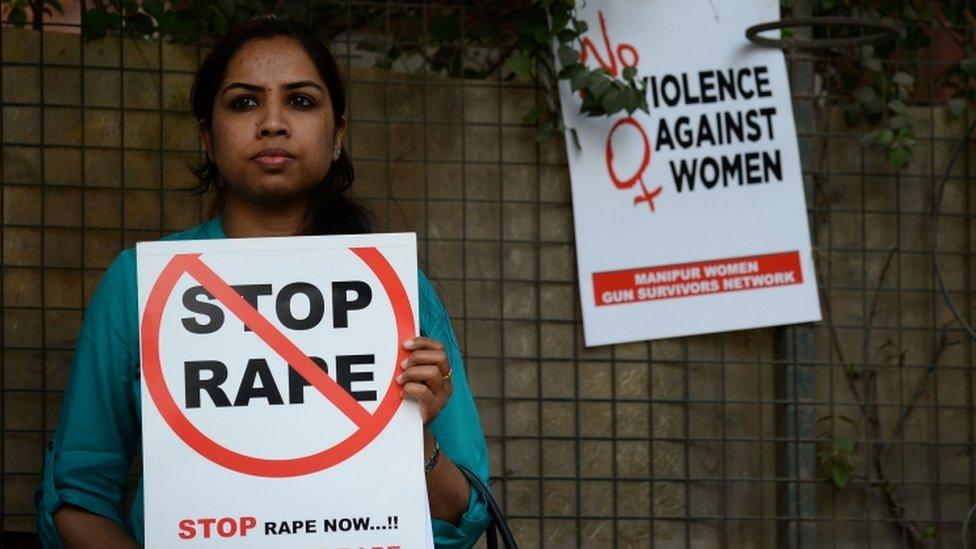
[3,0,647,144]
[2,0,974,161]
[782,1,976,169]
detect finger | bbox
[401,382,438,424]
[397,365,444,387]
[402,337,444,351]
[401,350,448,371]
[401,381,435,403]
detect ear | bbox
[333,115,347,152]
[197,120,213,154]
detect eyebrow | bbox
[285,80,324,91]
[221,80,325,95]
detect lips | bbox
[252,147,295,167]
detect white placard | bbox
[137,233,432,548]
[559,0,822,346]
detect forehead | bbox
[223,36,323,86]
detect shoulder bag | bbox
[456,464,519,549]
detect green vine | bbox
[3,0,645,145]
[4,0,976,168]
[503,0,648,143]
[816,416,857,489]
[783,0,976,168]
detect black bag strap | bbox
[455,464,519,549]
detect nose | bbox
[260,124,287,137]
[257,103,289,138]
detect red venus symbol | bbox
[581,11,661,213]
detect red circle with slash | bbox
[140,247,413,477]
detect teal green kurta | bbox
[36,218,490,548]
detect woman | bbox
[36,15,490,548]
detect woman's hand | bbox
[397,337,452,425]
[399,337,469,525]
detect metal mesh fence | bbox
[1,2,975,547]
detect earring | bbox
[333,148,341,161]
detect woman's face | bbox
[200,36,344,210]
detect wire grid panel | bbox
[1,3,975,548]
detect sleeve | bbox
[35,249,141,547]
[418,271,492,549]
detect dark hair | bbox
[189,14,374,235]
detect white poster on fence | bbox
[137,233,433,548]
[559,0,821,346]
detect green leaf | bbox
[157,11,195,37]
[624,88,641,113]
[46,0,64,15]
[863,56,882,72]
[853,86,876,104]
[82,8,112,38]
[601,87,625,114]
[535,119,557,142]
[557,44,579,68]
[10,7,27,27]
[521,107,541,125]
[505,53,533,79]
[948,97,968,119]
[556,28,578,42]
[587,71,611,96]
[874,128,894,145]
[863,98,884,115]
[903,26,931,49]
[570,66,589,91]
[126,13,155,36]
[960,57,976,77]
[891,71,914,87]
[142,0,165,19]
[944,1,966,25]
[622,66,637,81]
[918,526,936,541]
[859,46,881,72]
[887,99,907,114]
[888,146,910,168]
[572,19,588,33]
[533,25,549,45]
[834,435,855,454]
[210,7,229,36]
[121,0,138,16]
[557,62,578,79]
[842,102,862,126]
[831,461,852,488]
[550,11,570,33]
[888,115,908,130]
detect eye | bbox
[288,95,315,108]
[230,96,257,110]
